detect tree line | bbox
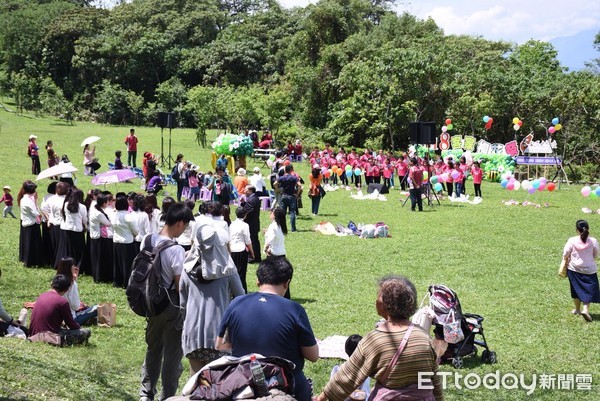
[0,0,599,172]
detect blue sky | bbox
[280,0,600,70]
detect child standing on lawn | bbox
[471,161,483,197]
[0,186,16,218]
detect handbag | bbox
[443,309,464,344]
[558,257,568,278]
[367,324,435,401]
[97,303,117,327]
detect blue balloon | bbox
[483,116,490,123]
[595,187,600,196]
[501,179,509,188]
[346,170,352,178]
[354,168,362,176]
[552,117,559,125]
[532,179,541,189]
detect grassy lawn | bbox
[0,107,599,400]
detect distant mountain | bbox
[550,29,598,71]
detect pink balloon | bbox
[548,126,556,134]
[451,171,459,180]
[507,182,515,190]
[538,183,546,191]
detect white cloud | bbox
[278,0,599,44]
[401,0,600,44]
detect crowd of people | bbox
[4,133,599,401]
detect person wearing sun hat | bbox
[249,167,267,196]
[28,135,41,175]
[233,167,249,195]
[0,186,16,218]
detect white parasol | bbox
[81,136,101,147]
[36,164,78,180]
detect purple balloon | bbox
[528,186,536,195]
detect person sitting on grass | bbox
[56,257,98,325]
[29,274,91,345]
[0,268,28,337]
[114,150,124,170]
[329,335,371,401]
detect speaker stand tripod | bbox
[159,127,176,169]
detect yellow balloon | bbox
[555,123,562,131]
[512,117,520,124]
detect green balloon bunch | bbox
[212,134,254,156]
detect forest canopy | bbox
[0,0,599,168]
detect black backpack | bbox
[126,235,178,317]
[171,163,180,181]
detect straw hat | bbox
[237,168,247,176]
[29,135,37,140]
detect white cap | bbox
[237,168,247,176]
[313,164,320,169]
[253,167,260,173]
[3,186,10,191]
[29,135,37,139]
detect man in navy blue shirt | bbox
[217,257,319,401]
[274,164,299,232]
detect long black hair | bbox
[576,219,590,243]
[273,207,288,235]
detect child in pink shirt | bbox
[471,161,483,197]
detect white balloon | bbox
[513,181,521,191]
[522,180,531,190]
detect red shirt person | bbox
[124,128,139,167]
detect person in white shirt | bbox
[56,188,87,270]
[228,208,254,292]
[88,193,113,283]
[264,207,290,298]
[58,155,76,186]
[111,193,138,288]
[176,199,196,251]
[47,181,70,266]
[18,180,44,267]
[249,167,267,196]
[40,181,58,266]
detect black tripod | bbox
[159,127,177,169]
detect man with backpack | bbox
[136,203,194,401]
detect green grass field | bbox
[0,106,599,400]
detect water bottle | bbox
[249,354,269,397]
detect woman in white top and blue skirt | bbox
[563,219,600,322]
[18,181,44,267]
[111,193,138,288]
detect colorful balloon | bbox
[528,186,536,195]
[513,124,520,131]
[441,126,448,132]
[346,170,352,178]
[548,126,556,134]
[552,117,559,125]
[547,182,556,192]
[430,175,439,184]
[595,186,600,196]
[447,124,454,130]
[445,118,452,125]
[555,123,562,131]
[522,180,531,190]
[434,183,443,192]
[512,117,520,124]
[483,116,490,123]
[501,179,509,188]
[354,168,361,176]
[513,181,521,191]
[581,186,592,197]
[532,179,541,189]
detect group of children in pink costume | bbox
[306,144,484,198]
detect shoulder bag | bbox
[368,324,435,401]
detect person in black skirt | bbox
[55,188,87,269]
[88,193,113,283]
[110,193,138,288]
[40,181,58,267]
[18,180,44,267]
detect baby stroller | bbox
[428,284,497,369]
